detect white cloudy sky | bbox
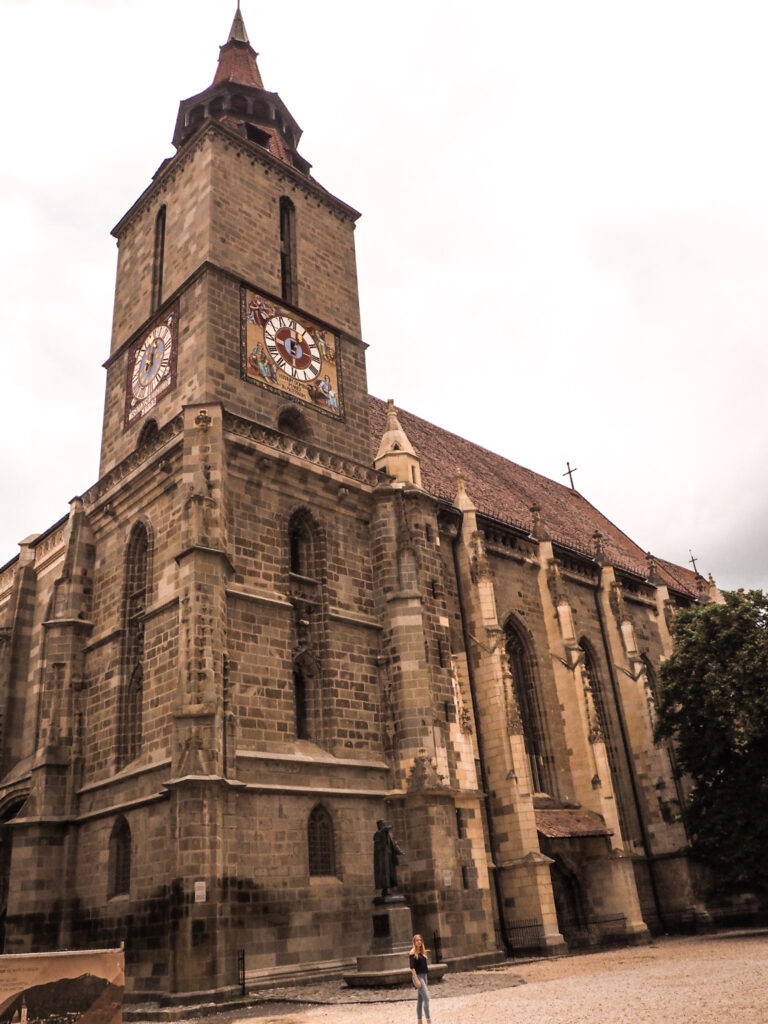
[1,0,767,591]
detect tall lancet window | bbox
[108,816,132,898]
[151,205,166,313]
[279,196,297,305]
[119,523,150,768]
[307,805,336,876]
[505,617,557,797]
[581,638,640,844]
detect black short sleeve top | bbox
[409,953,428,976]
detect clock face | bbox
[264,316,321,382]
[242,288,343,418]
[132,324,173,400]
[124,303,179,429]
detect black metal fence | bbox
[237,948,246,996]
[506,917,545,956]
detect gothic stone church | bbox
[0,7,715,1001]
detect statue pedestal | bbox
[370,902,413,953]
[343,900,448,988]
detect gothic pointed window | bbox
[119,523,150,769]
[581,637,640,844]
[108,816,132,898]
[505,617,557,797]
[288,511,315,578]
[308,805,335,876]
[279,197,297,305]
[151,205,166,313]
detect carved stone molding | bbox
[82,415,184,508]
[223,412,382,488]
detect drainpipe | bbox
[593,587,666,931]
[451,514,511,955]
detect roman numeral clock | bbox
[241,288,343,417]
[124,302,180,429]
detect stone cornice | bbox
[223,411,383,489]
[81,415,184,510]
[111,120,360,241]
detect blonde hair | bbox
[409,934,428,958]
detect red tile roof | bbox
[368,396,699,599]
[535,808,612,839]
[213,42,264,90]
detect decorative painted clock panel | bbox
[241,288,343,418]
[124,302,179,429]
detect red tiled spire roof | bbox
[368,396,700,600]
[212,4,264,89]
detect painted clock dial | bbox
[242,288,343,418]
[263,316,321,382]
[132,323,173,400]
[124,302,179,429]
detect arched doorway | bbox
[549,854,588,947]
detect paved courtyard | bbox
[144,929,768,1024]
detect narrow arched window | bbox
[279,197,297,305]
[151,205,166,313]
[288,512,315,578]
[505,618,557,797]
[108,817,131,897]
[119,524,150,768]
[308,805,335,876]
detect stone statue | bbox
[373,819,406,899]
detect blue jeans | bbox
[416,975,431,1021]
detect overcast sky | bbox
[1,0,767,591]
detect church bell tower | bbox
[100,4,370,477]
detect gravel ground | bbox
[138,929,768,1024]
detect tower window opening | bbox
[288,515,314,578]
[246,124,270,148]
[279,197,297,305]
[151,205,166,314]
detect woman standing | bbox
[409,934,431,1024]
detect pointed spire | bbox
[213,4,264,89]
[229,2,249,43]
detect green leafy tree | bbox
[656,589,768,900]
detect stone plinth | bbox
[371,902,413,953]
[344,900,448,988]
